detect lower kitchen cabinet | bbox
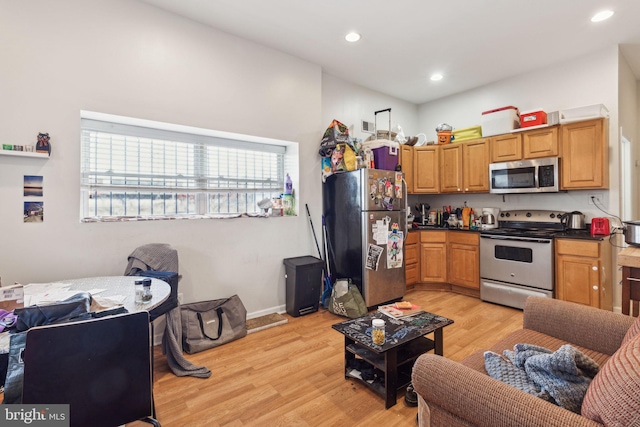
[447,231,480,289]
[555,238,612,310]
[405,231,419,289]
[420,231,447,283]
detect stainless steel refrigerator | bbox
[322,168,407,308]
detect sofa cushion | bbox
[581,334,640,426]
[621,314,640,346]
[462,328,611,373]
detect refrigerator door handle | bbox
[402,177,408,241]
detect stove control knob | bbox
[550,213,556,218]
[505,212,510,217]
[526,212,532,218]
[500,213,505,217]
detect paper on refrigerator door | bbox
[387,231,404,268]
[372,218,390,245]
[366,244,383,271]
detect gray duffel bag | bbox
[180,295,247,354]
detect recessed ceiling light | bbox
[591,10,614,22]
[430,73,443,81]
[345,32,361,43]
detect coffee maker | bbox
[481,208,500,230]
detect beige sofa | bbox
[411,297,640,427]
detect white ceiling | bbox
[139,0,640,104]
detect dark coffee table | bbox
[332,311,454,408]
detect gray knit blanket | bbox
[124,243,179,276]
[162,307,211,378]
[484,343,599,414]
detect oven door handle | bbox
[480,235,552,244]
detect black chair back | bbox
[22,312,156,427]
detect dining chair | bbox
[21,311,160,427]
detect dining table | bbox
[0,276,171,353]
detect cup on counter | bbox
[13,145,23,151]
[25,145,34,152]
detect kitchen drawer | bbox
[420,230,447,243]
[555,239,600,258]
[448,231,479,246]
[405,263,419,285]
[406,231,419,245]
[405,244,419,264]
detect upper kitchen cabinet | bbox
[462,139,490,192]
[560,118,608,190]
[440,139,489,193]
[490,133,522,163]
[400,145,414,192]
[522,126,559,159]
[440,144,462,193]
[413,146,440,193]
[490,126,559,162]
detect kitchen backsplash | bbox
[407,190,618,226]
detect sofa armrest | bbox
[523,297,634,356]
[412,354,601,427]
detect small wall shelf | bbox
[0,150,49,159]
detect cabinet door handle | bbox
[592,266,598,271]
[593,286,599,290]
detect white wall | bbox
[618,50,640,220]
[416,47,621,224]
[0,0,323,317]
[322,73,419,142]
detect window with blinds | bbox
[80,115,289,221]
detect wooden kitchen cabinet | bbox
[560,118,608,190]
[490,126,558,163]
[420,231,447,283]
[522,126,559,158]
[399,145,414,193]
[440,144,462,193]
[413,146,440,193]
[447,231,480,289]
[491,133,522,163]
[462,139,490,192]
[555,238,612,310]
[440,139,489,193]
[405,231,419,289]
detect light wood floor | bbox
[132,290,523,427]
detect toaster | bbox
[591,217,610,236]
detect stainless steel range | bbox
[479,209,566,309]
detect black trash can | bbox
[283,256,324,317]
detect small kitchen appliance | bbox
[624,221,640,247]
[590,218,610,237]
[559,211,586,230]
[489,157,560,194]
[480,208,499,230]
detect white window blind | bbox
[80,117,287,221]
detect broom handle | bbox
[305,204,322,259]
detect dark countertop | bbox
[411,224,479,232]
[554,229,609,241]
[410,225,610,241]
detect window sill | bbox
[80,212,297,223]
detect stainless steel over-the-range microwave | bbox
[489,157,560,194]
